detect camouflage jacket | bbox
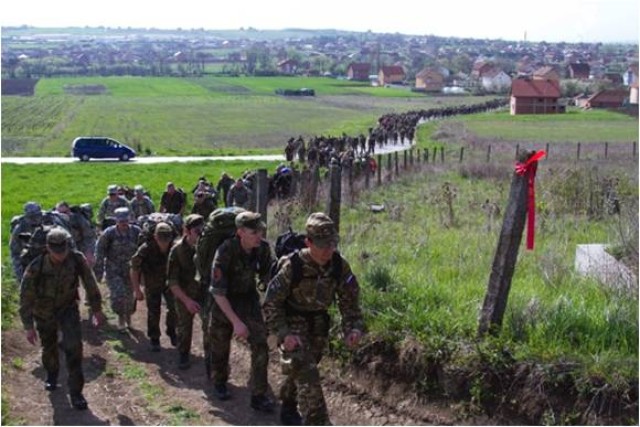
[94,224,141,279]
[167,236,201,301]
[96,196,131,224]
[130,196,156,218]
[130,239,170,291]
[210,236,273,314]
[20,250,102,329]
[263,248,365,342]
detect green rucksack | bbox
[194,206,246,290]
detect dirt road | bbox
[2,286,469,426]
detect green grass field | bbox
[2,76,497,156]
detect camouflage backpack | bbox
[194,206,246,288]
[19,224,74,269]
[136,212,182,247]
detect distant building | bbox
[585,89,628,109]
[480,68,512,93]
[630,82,639,105]
[378,65,405,86]
[278,59,298,74]
[415,68,444,92]
[347,62,371,81]
[566,63,590,79]
[510,78,563,115]
[533,65,561,82]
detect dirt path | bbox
[1,285,472,426]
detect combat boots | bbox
[44,371,58,391]
[280,401,303,425]
[70,393,88,410]
[178,352,190,370]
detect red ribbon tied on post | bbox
[515,150,546,250]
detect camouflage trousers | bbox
[279,335,331,426]
[143,285,177,341]
[209,308,269,396]
[105,271,134,317]
[174,297,204,354]
[34,304,85,395]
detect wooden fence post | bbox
[387,152,392,174]
[440,146,445,163]
[577,143,581,160]
[545,143,550,159]
[459,147,464,163]
[377,154,382,186]
[365,160,371,189]
[515,144,519,159]
[394,152,399,176]
[256,169,269,236]
[424,148,429,163]
[604,142,608,159]
[478,151,538,337]
[327,162,342,233]
[486,145,491,162]
[403,150,408,170]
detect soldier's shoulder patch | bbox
[213,266,223,282]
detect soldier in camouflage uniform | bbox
[167,214,205,369]
[130,185,156,218]
[226,178,252,209]
[94,207,140,331]
[263,212,365,426]
[209,211,275,412]
[54,201,97,267]
[97,184,131,230]
[19,228,106,410]
[130,222,178,351]
[10,201,44,280]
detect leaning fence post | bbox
[256,169,269,236]
[459,147,464,163]
[478,150,546,337]
[327,161,342,233]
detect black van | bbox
[72,137,136,161]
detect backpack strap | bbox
[289,250,342,288]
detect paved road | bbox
[1,142,413,164]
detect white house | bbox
[481,68,512,93]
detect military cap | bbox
[23,201,42,216]
[235,211,265,231]
[107,184,118,195]
[46,227,71,253]
[154,222,174,240]
[184,214,204,230]
[134,184,145,193]
[114,207,130,222]
[305,212,339,248]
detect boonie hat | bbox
[184,214,204,230]
[154,222,174,240]
[134,185,144,193]
[305,212,339,248]
[46,228,71,253]
[114,207,129,222]
[107,184,118,195]
[24,201,42,216]
[235,211,265,231]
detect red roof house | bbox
[510,78,563,115]
[347,63,371,81]
[378,65,405,86]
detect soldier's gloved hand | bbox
[92,310,106,328]
[26,328,38,345]
[345,329,363,350]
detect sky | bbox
[2,0,638,44]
